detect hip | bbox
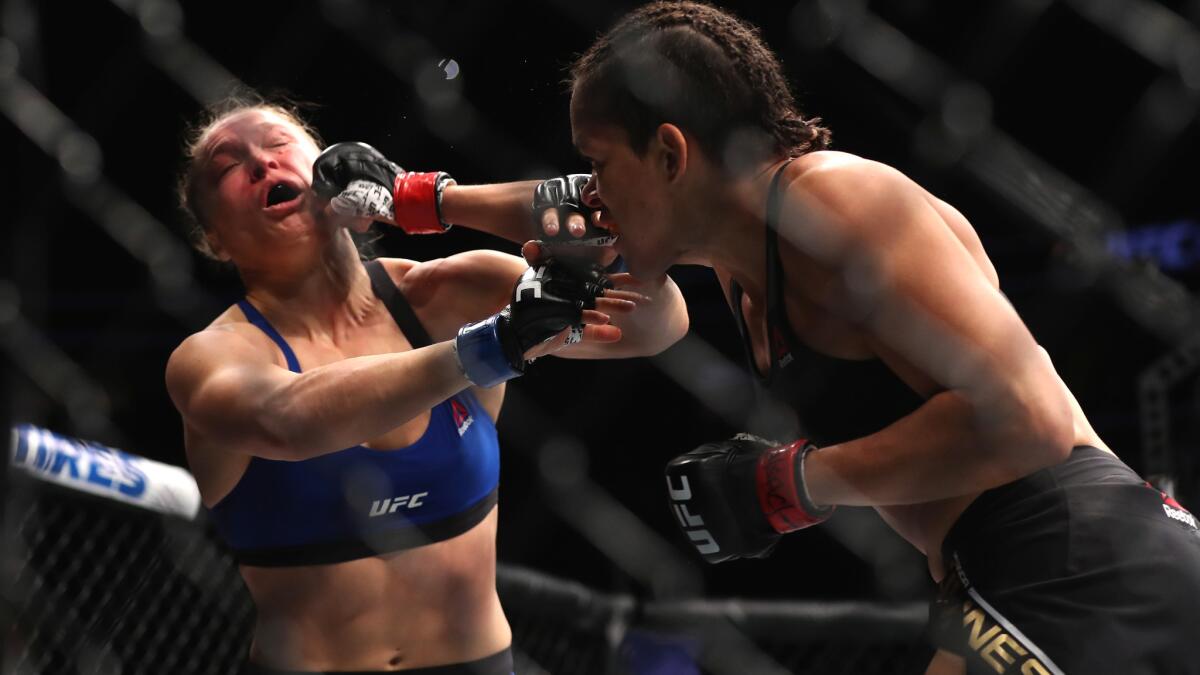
[929,447,1200,673]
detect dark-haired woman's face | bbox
[571,118,682,280]
[196,109,324,269]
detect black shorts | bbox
[928,447,1200,675]
[239,647,513,675]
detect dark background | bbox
[6,0,1200,605]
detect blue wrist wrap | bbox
[455,315,521,388]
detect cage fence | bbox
[2,425,930,675]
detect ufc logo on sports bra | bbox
[368,492,428,517]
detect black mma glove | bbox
[454,259,611,387]
[312,142,452,233]
[533,174,616,249]
[665,434,834,564]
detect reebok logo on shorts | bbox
[1151,484,1198,530]
[1163,503,1198,530]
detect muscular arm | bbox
[786,163,1073,506]
[398,251,688,358]
[439,181,543,244]
[557,272,689,359]
[166,327,470,461]
[435,179,692,354]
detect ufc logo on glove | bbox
[515,266,547,301]
[666,475,720,556]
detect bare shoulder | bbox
[374,256,430,305]
[786,152,998,286]
[165,309,278,409]
[386,251,521,303]
[167,311,288,481]
[445,250,526,290]
[789,151,915,215]
[375,257,420,286]
[382,251,524,341]
[777,152,944,257]
[410,249,523,281]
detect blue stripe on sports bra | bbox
[211,290,500,566]
[236,300,300,373]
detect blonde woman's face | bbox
[196,109,325,265]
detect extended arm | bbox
[167,328,468,461]
[405,249,687,359]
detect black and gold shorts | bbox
[929,447,1200,675]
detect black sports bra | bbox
[728,159,925,446]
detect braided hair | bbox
[571,1,830,168]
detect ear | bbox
[655,123,688,184]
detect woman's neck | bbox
[241,230,377,340]
[695,157,792,300]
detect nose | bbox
[581,174,602,208]
[248,151,279,182]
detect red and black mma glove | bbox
[453,259,611,387]
[312,142,452,234]
[664,434,835,564]
[533,174,617,250]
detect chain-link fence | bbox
[5,482,252,675]
[500,564,929,675]
[2,425,930,675]
[6,2,1200,674]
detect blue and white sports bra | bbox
[207,260,500,567]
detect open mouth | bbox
[264,182,302,209]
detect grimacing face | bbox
[196,109,325,267]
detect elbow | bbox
[671,309,690,346]
[650,313,690,356]
[1027,404,1075,468]
[640,279,689,356]
[1025,370,1076,468]
[997,387,1075,478]
[635,318,688,357]
[645,303,690,356]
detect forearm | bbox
[805,389,1067,507]
[440,181,541,244]
[558,274,689,359]
[261,342,469,459]
[608,275,688,356]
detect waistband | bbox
[241,647,513,675]
[942,445,1143,562]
